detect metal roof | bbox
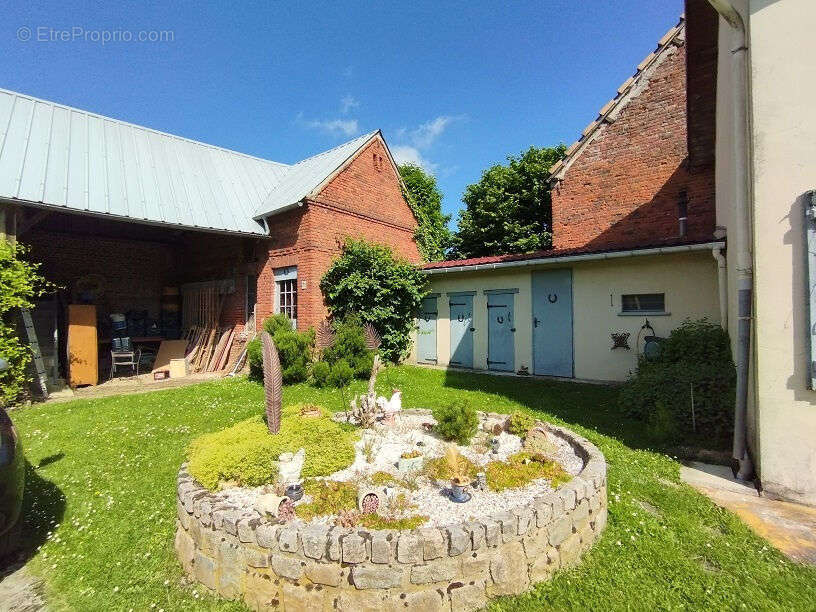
[254,131,378,219]
[0,88,377,236]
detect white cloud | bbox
[391,145,436,172]
[298,114,360,137]
[408,116,459,149]
[340,95,359,114]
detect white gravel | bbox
[214,412,585,528]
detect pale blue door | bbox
[417,296,438,363]
[487,292,515,372]
[532,269,573,377]
[449,293,474,368]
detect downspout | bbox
[707,0,754,479]
[712,246,728,329]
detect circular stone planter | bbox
[174,413,607,611]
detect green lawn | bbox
[11,366,816,611]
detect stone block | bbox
[193,550,217,591]
[371,532,392,564]
[487,541,529,596]
[463,521,485,550]
[244,569,281,610]
[559,532,583,568]
[335,590,387,611]
[327,527,345,561]
[270,553,305,581]
[283,582,324,610]
[342,532,367,564]
[255,523,280,549]
[521,526,550,560]
[592,506,608,534]
[397,532,422,564]
[572,500,590,531]
[589,493,602,513]
[449,581,487,612]
[533,495,554,527]
[513,508,533,536]
[174,528,195,570]
[446,526,470,556]
[401,588,447,611]
[483,520,501,547]
[177,499,191,530]
[549,514,573,547]
[351,564,403,589]
[559,486,577,512]
[420,528,446,560]
[237,517,258,544]
[302,525,329,560]
[460,549,491,580]
[305,561,343,587]
[218,537,243,599]
[278,524,301,554]
[222,509,241,536]
[410,557,458,584]
[242,546,269,568]
[529,546,559,583]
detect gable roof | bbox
[548,16,686,183]
[254,131,378,219]
[0,88,380,236]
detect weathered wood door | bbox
[487,292,515,372]
[417,296,438,363]
[532,269,573,377]
[449,293,474,368]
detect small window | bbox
[274,266,298,328]
[621,293,665,313]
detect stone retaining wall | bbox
[174,417,607,611]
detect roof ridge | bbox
[548,15,686,181]
[0,86,290,168]
[290,130,378,166]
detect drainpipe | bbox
[712,246,728,329]
[707,0,754,480]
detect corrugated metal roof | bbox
[254,131,377,219]
[0,88,377,236]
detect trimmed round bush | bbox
[311,360,331,387]
[187,404,356,490]
[432,400,478,445]
[247,313,314,384]
[507,411,536,437]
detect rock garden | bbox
[175,329,607,610]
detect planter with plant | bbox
[445,445,472,502]
[397,449,424,472]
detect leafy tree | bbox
[320,239,427,362]
[398,163,454,262]
[0,242,53,406]
[454,144,566,258]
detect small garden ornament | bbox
[397,449,423,472]
[279,448,305,500]
[377,388,402,426]
[350,354,382,427]
[260,331,283,434]
[357,486,383,514]
[254,493,295,522]
[446,445,472,503]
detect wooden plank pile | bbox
[182,286,241,374]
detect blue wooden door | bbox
[449,294,474,368]
[532,269,573,377]
[487,292,515,372]
[417,296,438,363]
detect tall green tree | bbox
[454,145,566,258]
[398,163,454,262]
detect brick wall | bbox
[256,136,420,331]
[551,39,716,251]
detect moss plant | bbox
[369,471,419,490]
[187,404,356,490]
[507,410,537,437]
[485,452,571,492]
[295,479,357,520]
[360,514,428,530]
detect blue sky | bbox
[1,0,682,227]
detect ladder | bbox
[20,308,49,399]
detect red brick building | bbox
[0,88,418,385]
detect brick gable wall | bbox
[256,136,420,330]
[551,40,715,251]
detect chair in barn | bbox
[110,336,141,379]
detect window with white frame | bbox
[274,266,298,327]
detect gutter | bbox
[706,0,754,480]
[424,242,725,275]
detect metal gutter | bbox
[423,242,726,275]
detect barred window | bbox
[277,279,297,324]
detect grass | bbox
[9,365,816,611]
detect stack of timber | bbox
[182,286,239,374]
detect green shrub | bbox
[507,411,536,437]
[321,317,374,380]
[620,318,736,445]
[187,404,356,490]
[311,360,331,387]
[247,313,314,384]
[320,238,427,361]
[0,242,54,406]
[295,479,357,520]
[432,400,479,445]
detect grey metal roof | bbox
[254,131,378,219]
[0,88,377,236]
